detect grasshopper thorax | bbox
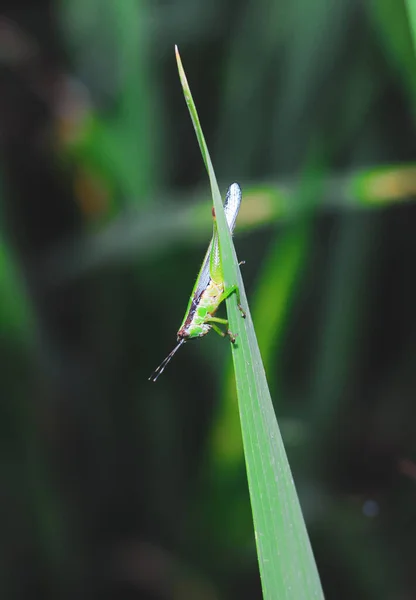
[178,321,211,340]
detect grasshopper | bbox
[149,182,245,381]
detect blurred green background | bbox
[1,0,416,598]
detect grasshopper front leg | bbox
[206,316,238,343]
[209,322,238,343]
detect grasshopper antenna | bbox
[149,339,186,382]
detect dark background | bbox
[1,0,416,598]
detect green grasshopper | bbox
[149,182,246,382]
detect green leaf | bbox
[405,0,416,56]
[175,46,324,599]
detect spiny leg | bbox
[207,316,229,325]
[206,316,238,343]
[218,284,246,318]
[210,323,238,344]
[206,317,237,342]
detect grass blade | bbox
[405,0,416,56]
[175,46,324,599]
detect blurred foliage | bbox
[1,0,416,599]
